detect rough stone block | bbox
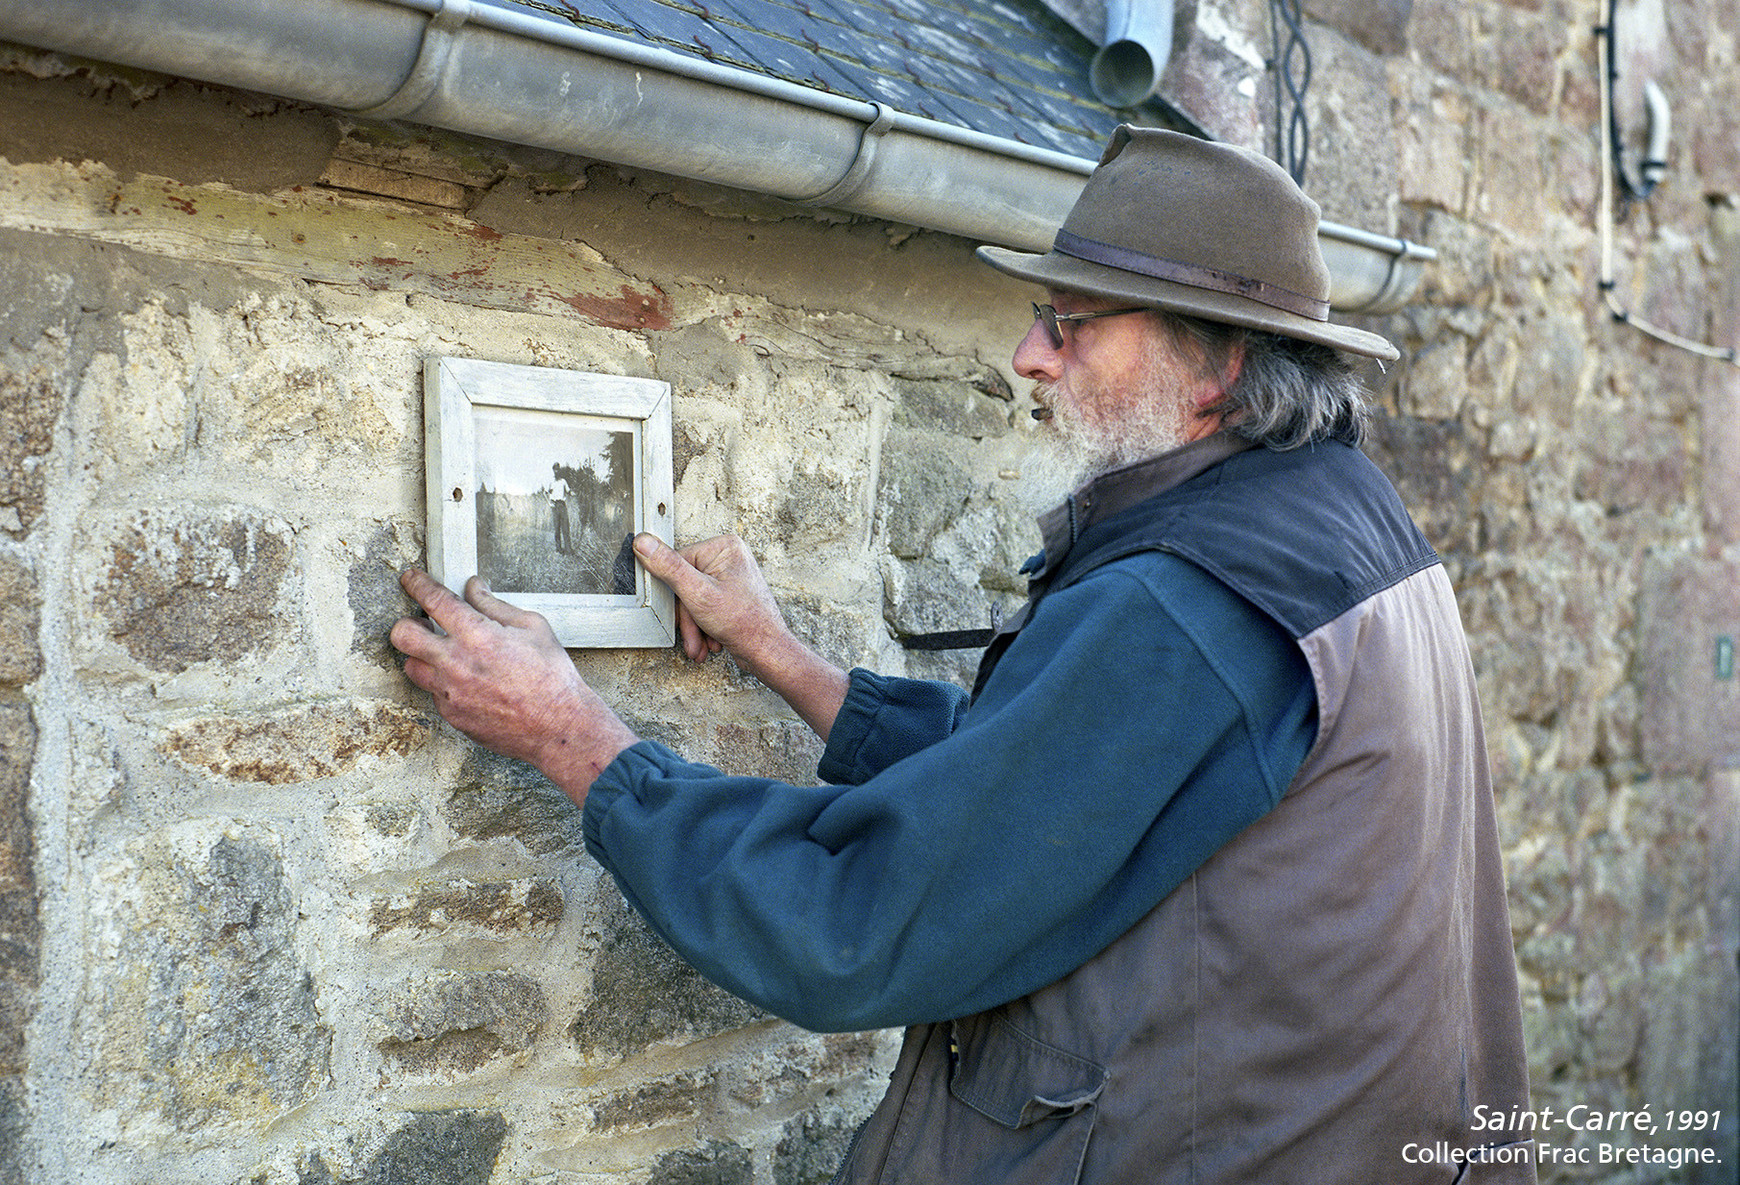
[1637,553,1740,773]
[1158,22,1263,149]
[1398,335,1470,422]
[889,375,1011,439]
[0,558,39,689]
[160,699,430,784]
[89,508,294,673]
[369,877,564,939]
[590,1071,716,1132]
[721,1030,890,1111]
[377,970,548,1075]
[1287,35,1398,233]
[1489,7,1559,114]
[1406,212,1496,310]
[1391,73,1472,215]
[321,802,426,874]
[300,1110,506,1185]
[877,432,976,560]
[774,1109,861,1185]
[0,700,38,1080]
[570,892,763,1059]
[1691,106,1740,191]
[442,747,588,856]
[776,591,883,677]
[85,826,330,1135]
[773,452,871,550]
[711,719,825,788]
[1704,381,1740,546]
[647,1140,753,1185]
[347,520,422,669]
[0,1074,24,1185]
[0,702,37,893]
[1571,408,1687,515]
[882,554,995,641]
[0,363,61,539]
[1471,100,1551,239]
[1406,0,1475,78]
[1307,0,1413,54]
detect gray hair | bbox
[1154,312,1373,450]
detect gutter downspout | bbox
[0,0,1431,313]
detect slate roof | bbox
[474,0,1145,160]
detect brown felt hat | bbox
[977,126,1399,361]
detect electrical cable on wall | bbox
[1268,0,1310,186]
[1593,0,1739,366]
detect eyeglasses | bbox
[1031,302,1150,350]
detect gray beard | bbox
[1010,430,1103,519]
[1013,412,1190,519]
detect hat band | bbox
[1053,230,1330,322]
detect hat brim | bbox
[976,244,1400,362]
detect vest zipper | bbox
[825,1116,870,1185]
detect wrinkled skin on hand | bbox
[631,534,851,741]
[392,533,852,795]
[390,569,638,802]
[630,533,787,671]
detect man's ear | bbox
[1192,342,1244,411]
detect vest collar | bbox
[1033,432,1255,574]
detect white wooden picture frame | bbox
[424,356,675,648]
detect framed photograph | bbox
[424,356,675,648]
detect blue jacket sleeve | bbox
[581,553,1316,1033]
[816,669,971,785]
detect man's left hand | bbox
[390,569,639,802]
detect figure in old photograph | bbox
[550,463,572,555]
[472,406,637,596]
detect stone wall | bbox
[0,0,1736,1180]
[0,45,1036,1185]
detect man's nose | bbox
[1013,316,1061,381]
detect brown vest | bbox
[835,438,1535,1184]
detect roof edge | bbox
[0,0,1430,311]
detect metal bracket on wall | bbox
[793,103,897,208]
[352,0,476,122]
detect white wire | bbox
[1594,16,1738,366]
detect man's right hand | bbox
[631,533,788,668]
[631,533,850,741]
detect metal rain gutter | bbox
[0,0,1431,313]
[1317,221,1437,314]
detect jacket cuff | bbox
[815,667,891,785]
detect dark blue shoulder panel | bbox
[1050,443,1440,639]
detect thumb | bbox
[463,575,542,629]
[634,534,712,599]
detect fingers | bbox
[674,601,721,664]
[463,575,545,632]
[399,567,471,631]
[394,569,559,666]
[637,535,737,663]
[399,653,440,695]
[388,615,446,664]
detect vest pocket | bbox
[946,1012,1107,1182]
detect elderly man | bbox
[393,127,1535,1183]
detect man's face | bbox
[1013,289,1217,478]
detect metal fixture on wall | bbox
[1594,1,1738,365]
[1089,0,1174,108]
[1267,0,1310,186]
